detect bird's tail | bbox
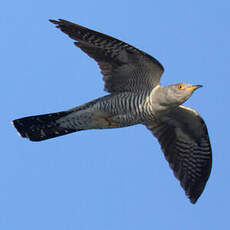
[12,111,82,141]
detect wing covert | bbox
[49,19,164,93]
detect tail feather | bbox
[12,111,80,141]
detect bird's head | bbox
[164,83,203,106]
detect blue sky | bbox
[1,0,230,229]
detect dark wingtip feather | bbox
[49,19,75,27]
[190,197,198,204]
[49,19,57,24]
[188,191,199,204]
[49,19,62,29]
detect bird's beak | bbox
[186,85,203,91]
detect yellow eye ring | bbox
[178,84,184,90]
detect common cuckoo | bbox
[12,19,212,203]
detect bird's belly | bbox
[92,111,140,129]
[90,92,159,129]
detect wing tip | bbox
[49,19,57,24]
[184,179,209,204]
[49,19,69,29]
[188,195,199,204]
[49,19,78,27]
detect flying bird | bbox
[12,19,212,203]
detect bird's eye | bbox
[178,84,184,90]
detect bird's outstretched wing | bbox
[49,19,164,93]
[145,105,212,203]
